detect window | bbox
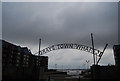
[17,60,19,63]
[18,52,20,55]
[26,62,28,65]
[16,64,19,66]
[11,55,13,58]
[27,55,29,58]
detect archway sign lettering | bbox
[39,43,103,57]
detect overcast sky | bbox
[2,2,118,69]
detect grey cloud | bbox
[3,2,118,49]
[2,2,118,68]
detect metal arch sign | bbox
[39,43,103,57]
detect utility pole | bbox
[38,38,41,80]
[39,38,41,55]
[91,33,95,65]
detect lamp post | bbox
[86,60,90,69]
[55,64,57,69]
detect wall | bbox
[91,65,117,80]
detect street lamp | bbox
[86,60,90,69]
[55,64,57,69]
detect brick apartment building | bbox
[2,40,48,81]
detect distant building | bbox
[113,44,120,80]
[32,55,41,68]
[21,47,32,67]
[113,45,120,69]
[40,56,48,70]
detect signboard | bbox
[39,43,103,57]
